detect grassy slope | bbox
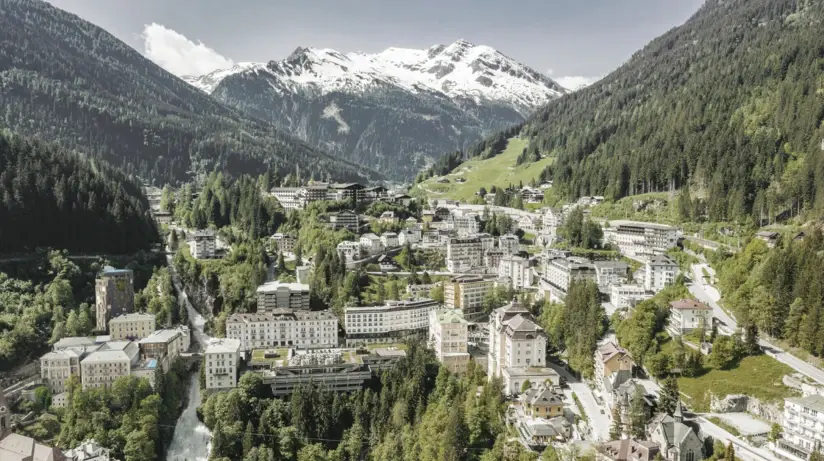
[678,354,797,412]
[413,138,553,201]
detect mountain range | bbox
[429,0,824,224]
[0,0,374,185]
[184,40,566,180]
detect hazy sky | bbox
[46,0,705,88]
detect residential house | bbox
[597,439,661,461]
[379,211,398,224]
[444,276,494,314]
[594,261,629,288]
[0,390,66,460]
[755,231,780,248]
[256,281,311,311]
[191,230,217,259]
[498,255,532,289]
[774,394,824,461]
[360,233,384,255]
[329,210,359,231]
[337,241,363,262]
[499,234,520,255]
[380,232,399,249]
[271,233,297,254]
[205,338,241,390]
[594,342,634,406]
[645,255,679,292]
[428,309,470,374]
[667,299,712,337]
[520,385,565,418]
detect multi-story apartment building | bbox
[41,349,83,394]
[429,309,470,374]
[327,183,367,202]
[498,255,532,289]
[344,299,440,345]
[446,237,484,272]
[594,261,629,287]
[108,312,156,341]
[542,257,597,296]
[603,220,678,258]
[360,233,384,255]
[487,299,547,379]
[444,276,494,314]
[80,350,133,390]
[329,210,360,231]
[271,187,306,210]
[775,395,824,461]
[398,228,421,246]
[644,255,679,292]
[447,213,480,236]
[226,309,339,351]
[256,281,311,311]
[667,299,713,336]
[380,232,399,249]
[337,240,363,262]
[271,233,297,254]
[476,232,496,252]
[205,338,241,390]
[191,230,217,259]
[540,208,564,243]
[483,248,504,272]
[611,284,654,309]
[499,234,520,255]
[95,266,135,332]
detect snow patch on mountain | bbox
[321,102,350,134]
[184,39,566,115]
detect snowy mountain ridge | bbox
[183,39,565,116]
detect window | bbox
[686,450,695,461]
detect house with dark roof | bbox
[520,385,565,418]
[667,299,713,337]
[597,438,661,461]
[595,341,635,406]
[648,402,705,461]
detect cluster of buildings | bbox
[270,182,411,211]
[40,312,190,400]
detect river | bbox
[165,256,213,461]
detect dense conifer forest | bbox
[0,0,375,185]
[0,132,159,254]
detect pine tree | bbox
[277,251,286,272]
[610,406,623,440]
[724,441,735,461]
[242,421,255,456]
[659,376,679,415]
[630,386,648,438]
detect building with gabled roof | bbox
[487,299,548,380]
[0,394,67,461]
[597,438,661,461]
[648,402,705,461]
[595,341,634,405]
[667,299,712,337]
[520,385,565,418]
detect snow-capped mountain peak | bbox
[185,39,565,115]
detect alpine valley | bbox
[183,40,567,180]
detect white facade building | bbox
[429,309,470,374]
[446,237,484,272]
[226,309,339,351]
[205,338,241,390]
[80,350,132,390]
[191,230,217,259]
[271,187,306,210]
[380,232,399,249]
[345,299,440,344]
[398,228,421,246]
[543,257,597,296]
[271,233,297,254]
[360,234,384,255]
[448,213,480,237]
[329,210,359,231]
[108,312,156,341]
[540,208,564,244]
[611,284,654,310]
[498,255,532,289]
[487,300,548,380]
[337,241,363,262]
[644,254,679,292]
[667,299,713,336]
[444,276,495,314]
[41,349,83,394]
[775,395,824,461]
[593,261,629,288]
[499,234,520,255]
[256,281,311,311]
[603,220,678,258]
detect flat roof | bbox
[257,281,310,294]
[346,299,439,314]
[787,394,824,413]
[608,220,675,231]
[139,329,182,344]
[206,338,241,354]
[110,312,155,323]
[81,350,130,364]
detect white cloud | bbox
[141,23,234,77]
[556,75,602,91]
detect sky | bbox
[46,0,705,89]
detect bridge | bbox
[180,352,203,367]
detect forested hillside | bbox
[458,0,824,222]
[0,132,159,254]
[0,0,374,185]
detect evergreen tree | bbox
[629,386,648,439]
[724,441,735,461]
[659,376,679,415]
[243,421,255,457]
[610,406,623,440]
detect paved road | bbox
[688,263,824,385]
[697,417,779,461]
[547,363,609,442]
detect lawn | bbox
[413,137,554,201]
[590,192,675,224]
[678,354,798,412]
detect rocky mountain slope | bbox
[0,0,375,185]
[184,40,565,180]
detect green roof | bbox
[435,309,468,324]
